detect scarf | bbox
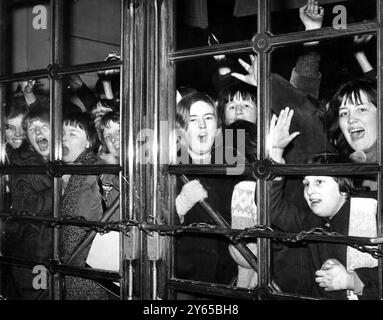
[61,149,98,218]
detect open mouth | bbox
[198,132,208,143]
[349,128,365,140]
[309,198,321,206]
[62,146,69,156]
[36,138,49,151]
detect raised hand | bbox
[268,107,300,164]
[231,54,257,87]
[20,80,36,94]
[300,0,324,31]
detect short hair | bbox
[63,112,100,153]
[217,82,257,127]
[99,110,120,132]
[5,98,28,120]
[23,101,50,131]
[303,152,355,197]
[328,78,377,156]
[176,91,218,130]
[226,120,257,163]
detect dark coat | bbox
[271,178,379,299]
[3,142,53,300]
[175,174,237,285]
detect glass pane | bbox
[0,0,51,74]
[59,71,120,300]
[271,0,376,35]
[174,54,258,291]
[270,174,379,299]
[176,0,258,50]
[271,33,377,164]
[1,78,53,299]
[63,0,121,66]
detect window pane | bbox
[63,0,121,66]
[1,0,51,74]
[271,0,376,35]
[1,77,53,299]
[176,0,257,50]
[271,34,377,164]
[270,174,379,299]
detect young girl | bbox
[175,92,237,287]
[269,107,378,299]
[59,112,115,300]
[328,78,377,163]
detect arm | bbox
[20,80,37,106]
[290,0,324,98]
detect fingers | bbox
[231,72,247,83]
[238,58,250,72]
[288,131,300,142]
[308,0,314,13]
[313,1,318,14]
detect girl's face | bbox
[5,114,26,149]
[303,176,347,219]
[338,90,377,153]
[103,120,120,160]
[27,119,50,160]
[62,124,90,163]
[224,92,257,125]
[185,101,217,159]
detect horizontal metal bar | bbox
[56,60,122,76]
[0,69,48,83]
[0,164,121,175]
[269,21,379,47]
[271,163,380,176]
[169,40,253,62]
[54,264,120,282]
[0,213,124,230]
[168,278,261,300]
[141,223,382,246]
[168,163,380,177]
[0,256,120,282]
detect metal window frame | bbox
[162,0,383,300]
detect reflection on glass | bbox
[64,0,121,66]
[176,0,257,49]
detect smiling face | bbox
[27,119,50,160]
[103,120,120,160]
[62,124,90,163]
[302,176,347,219]
[5,114,26,149]
[185,100,218,160]
[224,92,257,125]
[338,90,378,153]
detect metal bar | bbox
[169,40,253,62]
[0,164,120,175]
[56,60,121,76]
[0,69,48,83]
[50,0,64,300]
[169,278,325,300]
[168,163,381,177]
[66,196,120,265]
[181,175,260,274]
[377,0,383,301]
[0,256,120,282]
[269,21,379,47]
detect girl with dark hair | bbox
[175,91,237,289]
[328,78,377,163]
[269,108,378,299]
[59,112,115,300]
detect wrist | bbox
[346,271,355,291]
